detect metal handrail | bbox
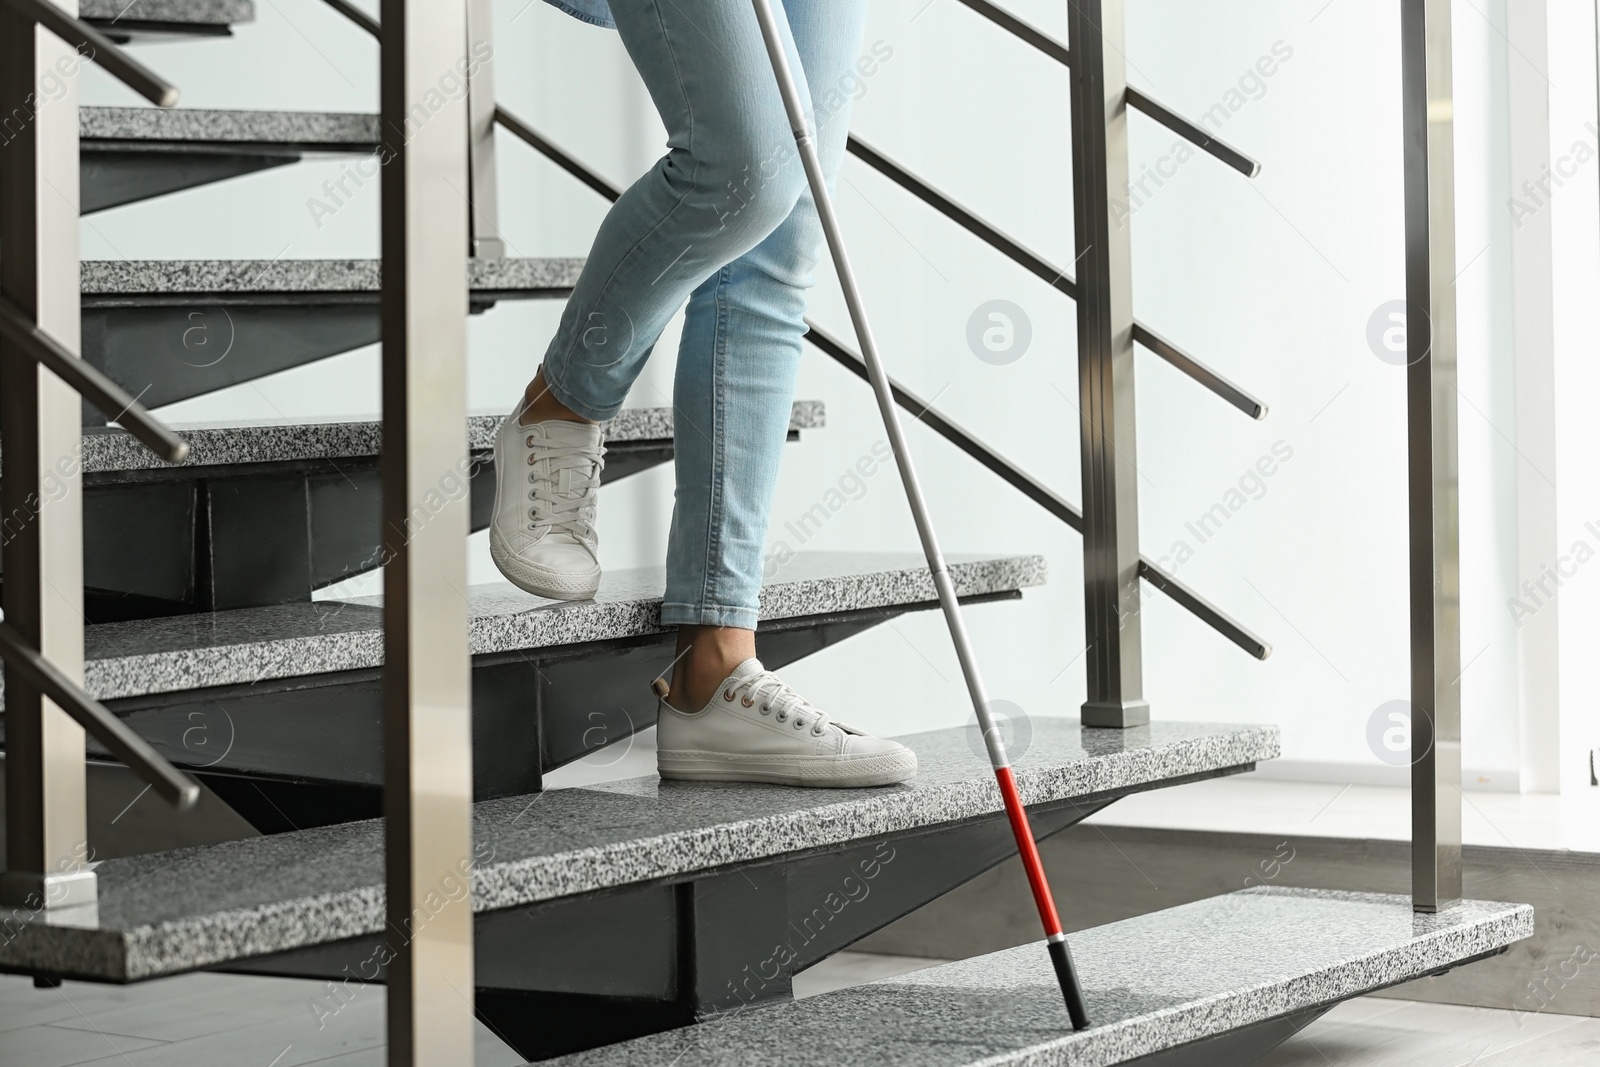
[845,136,1268,419]
[950,0,1260,178]
[952,0,1069,65]
[3,0,178,107]
[0,296,188,463]
[495,121,1270,658]
[804,325,1270,659]
[493,106,623,203]
[320,0,379,35]
[0,623,199,809]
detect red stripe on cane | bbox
[995,765,1063,937]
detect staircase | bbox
[0,0,1530,1066]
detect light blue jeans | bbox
[541,0,872,629]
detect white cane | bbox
[748,0,1090,1030]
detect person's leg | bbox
[533,0,820,421]
[492,0,814,599]
[662,0,872,706]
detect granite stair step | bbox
[543,888,1534,1067]
[68,402,822,621]
[79,257,583,420]
[0,553,1046,832]
[81,256,581,305]
[82,0,253,42]
[81,107,378,213]
[0,717,1283,1062]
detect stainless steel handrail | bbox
[321,0,378,35]
[950,0,1261,178]
[3,0,178,107]
[0,623,199,808]
[845,136,1268,419]
[0,296,188,463]
[805,324,1272,659]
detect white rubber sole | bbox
[490,540,601,601]
[657,748,918,788]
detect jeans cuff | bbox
[660,601,760,630]
[539,360,623,423]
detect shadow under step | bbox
[81,257,582,422]
[0,552,1044,832]
[0,718,1282,1063]
[59,401,821,621]
[543,887,1534,1067]
[82,0,253,43]
[82,107,378,213]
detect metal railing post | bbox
[465,0,504,258]
[380,0,477,1058]
[1401,0,1462,912]
[0,0,95,910]
[1066,0,1148,728]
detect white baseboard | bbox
[1245,758,1522,793]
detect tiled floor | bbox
[3,952,1595,1065]
[1257,995,1600,1066]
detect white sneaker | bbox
[489,409,605,600]
[655,659,918,787]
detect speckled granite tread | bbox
[67,553,1043,702]
[81,0,252,24]
[81,258,584,296]
[82,107,377,146]
[545,888,1533,1067]
[79,401,825,474]
[0,719,1280,980]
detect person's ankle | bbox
[518,368,597,427]
[668,627,756,709]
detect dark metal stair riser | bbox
[80,595,1015,831]
[217,797,1108,1061]
[82,19,236,44]
[81,147,305,214]
[78,289,568,426]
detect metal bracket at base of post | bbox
[1081,701,1150,729]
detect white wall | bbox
[82,0,1565,789]
[1547,0,1600,798]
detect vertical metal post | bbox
[0,0,95,910]
[1066,0,1148,729]
[465,0,504,258]
[1401,0,1462,912]
[379,0,476,1057]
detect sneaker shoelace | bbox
[526,436,605,546]
[729,671,834,737]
